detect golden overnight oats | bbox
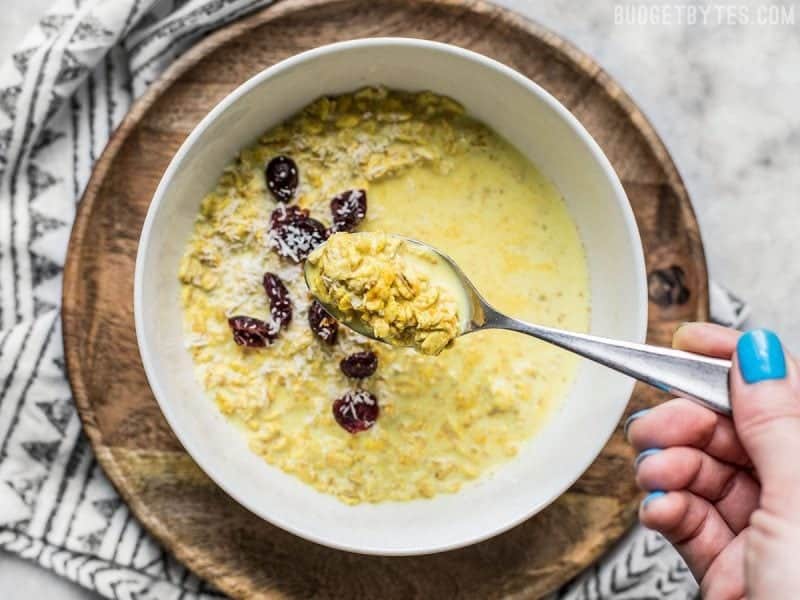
[179,87,590,504]
[306,232,465,355]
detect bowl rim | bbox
[134,36,648,556]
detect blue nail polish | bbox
[737,329,787,384]
[634,448,662,470]
[642,490,666,508]
[624,409,651,438]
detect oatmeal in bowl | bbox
[135,39,646,554]
[178,88,590,505]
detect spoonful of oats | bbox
[305,232,468,355]
[305,232,731,414]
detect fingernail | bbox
[737,329,787,384]
[623,409,650,439]
[634,448,662,470]
[642,490,666,509]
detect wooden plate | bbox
[62,0,708,597]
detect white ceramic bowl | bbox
[135,38,647,555]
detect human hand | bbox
[626,323,800,599]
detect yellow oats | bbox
[178,87,589,505]
[335,114,360,128]
[417,481,435,498]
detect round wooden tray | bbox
[62,0,708,597]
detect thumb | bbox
[731,329,800,510]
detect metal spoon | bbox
[304,236,731,415]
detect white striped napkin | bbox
[0,1,748,598]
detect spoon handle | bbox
[484,314,731,414]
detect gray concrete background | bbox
[1,0,798,597]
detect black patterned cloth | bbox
[0,1,749,598]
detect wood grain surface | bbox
[61,0,709,597]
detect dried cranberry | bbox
[332,390,379,433]
[228,316,275,347]
[308,300,338,345]
[648,266,690,306]
[270,217,327,262]
[270,205,308,229]
[340,351,378,378]
[329,189,367,233]
[265,155,298,202]
[263,273,292,330]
